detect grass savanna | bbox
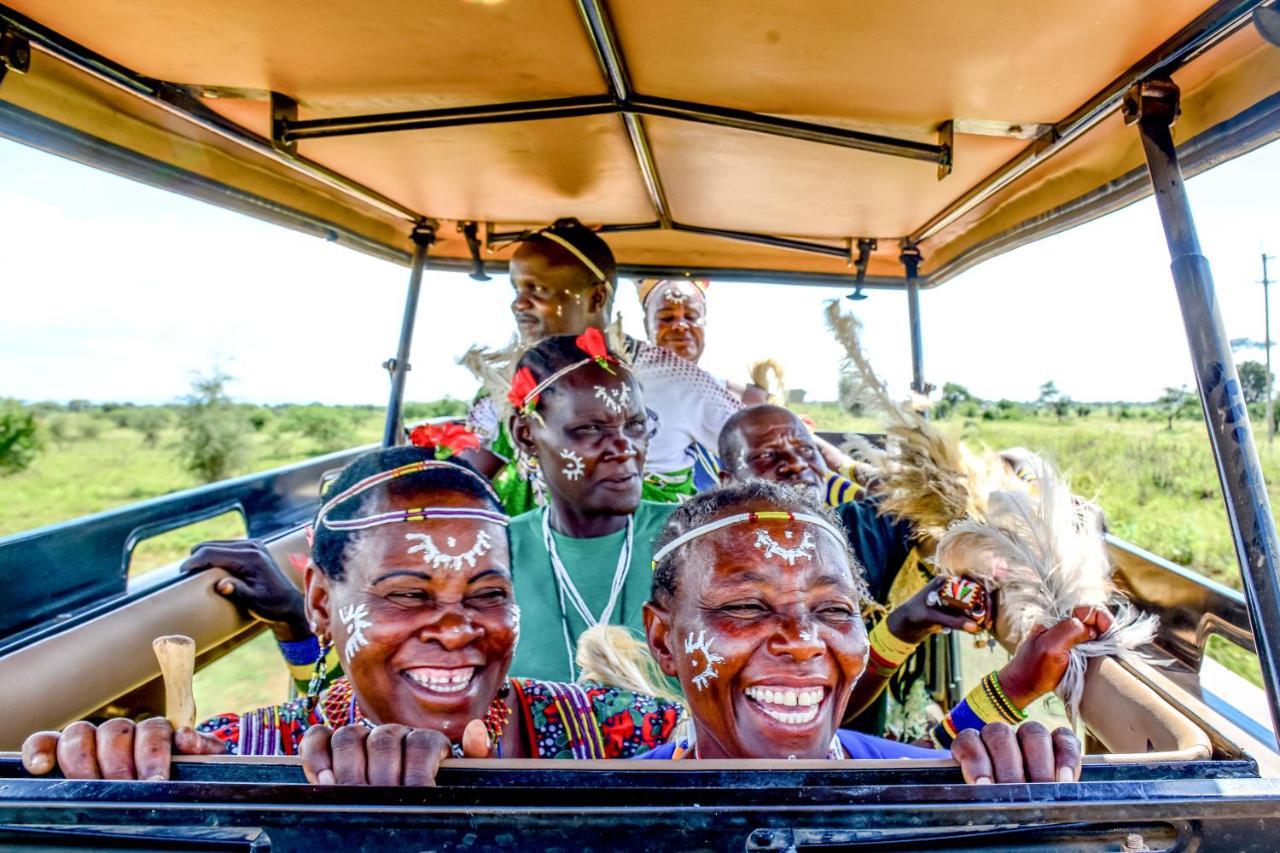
[1,381,1273,706]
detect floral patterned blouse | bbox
[197,676,680,760]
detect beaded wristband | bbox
[929,671,1028,748]
[278,635,322,666]
[867,618,918,677]
[981,672,1028,724]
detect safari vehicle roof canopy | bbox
[0,0,1278,287]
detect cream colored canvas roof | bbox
[1,0,1277,285]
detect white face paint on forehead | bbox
[685,629,726,691]
[559,448,585,481]
[339,603,372,661]
[404,530,494,572]
[753,528,817,566]
[594,383,631,415]
[663,288,690,304]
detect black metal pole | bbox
[901,244,926,395]
[1129,78,1280,739]
[382,223,436,447]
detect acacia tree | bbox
[177,370,249,483]
[1158,386,1190,432]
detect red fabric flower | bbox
[507,366,540,414]
[575,327,616,373]
[409,422,481,459]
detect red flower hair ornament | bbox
[507,366,541,416]
[409,422,482,460]
[575,327,617,374]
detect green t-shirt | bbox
[508,501,675,682]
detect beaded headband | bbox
[637,278,709,307]
[535,229,608,287]
[315,460,507,532]
[651,510,846,568]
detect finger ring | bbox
[926,591,941,607]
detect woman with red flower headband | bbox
[503,331,680,681]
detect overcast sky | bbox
[2,137,1277,407]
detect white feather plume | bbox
[935,462,1159,720]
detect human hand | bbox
[181,539,310,642]
[951,720,1081,784]
[299,719,492,787]
[998,605,1113,708]
[21,718,225,780]
[885,575,991,645]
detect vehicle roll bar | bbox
[381,221,436,447]
[1129,77,1280,736]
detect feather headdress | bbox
[823,300,1018,541]
[935,461,1158,720]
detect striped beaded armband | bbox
[980,671,1028,724]
[867,618,918,677]
[929,671,1028,749]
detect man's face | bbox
[725,408,828,498]
[645,283,706,363]
[509,242,607,342]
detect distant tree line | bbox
[0,371,468,482]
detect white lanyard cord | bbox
[542,508,634,676]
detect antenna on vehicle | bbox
[460,221,491,281]
[846,238,877,301]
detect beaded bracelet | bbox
[929,671,1028,748]
[867,618,919,678]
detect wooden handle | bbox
[152,634,196,730]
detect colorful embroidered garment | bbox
[510,677,680,759]
[198,676,680,759]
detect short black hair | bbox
[512,332,625,409]
[522,217,618,312]
[650,479,868,604]
[716,404,803,475]
[311,446,503,580]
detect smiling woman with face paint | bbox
[21,448,681,784]
[505,330,678,681]
[632,481,1083,783]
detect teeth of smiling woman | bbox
[744,686,824,724]
[406,667,475,693]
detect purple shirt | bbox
[634,729,944,760]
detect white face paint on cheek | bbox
[684,629,726,691]
[510,603,522,655]
[339,603,373,661]
[558,448,585,480]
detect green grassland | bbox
[3,402,1274,712]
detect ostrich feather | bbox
[935,462,1159,720]
[459,336,525,415]
[748,358,787,404]
[823,300,1019,541]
